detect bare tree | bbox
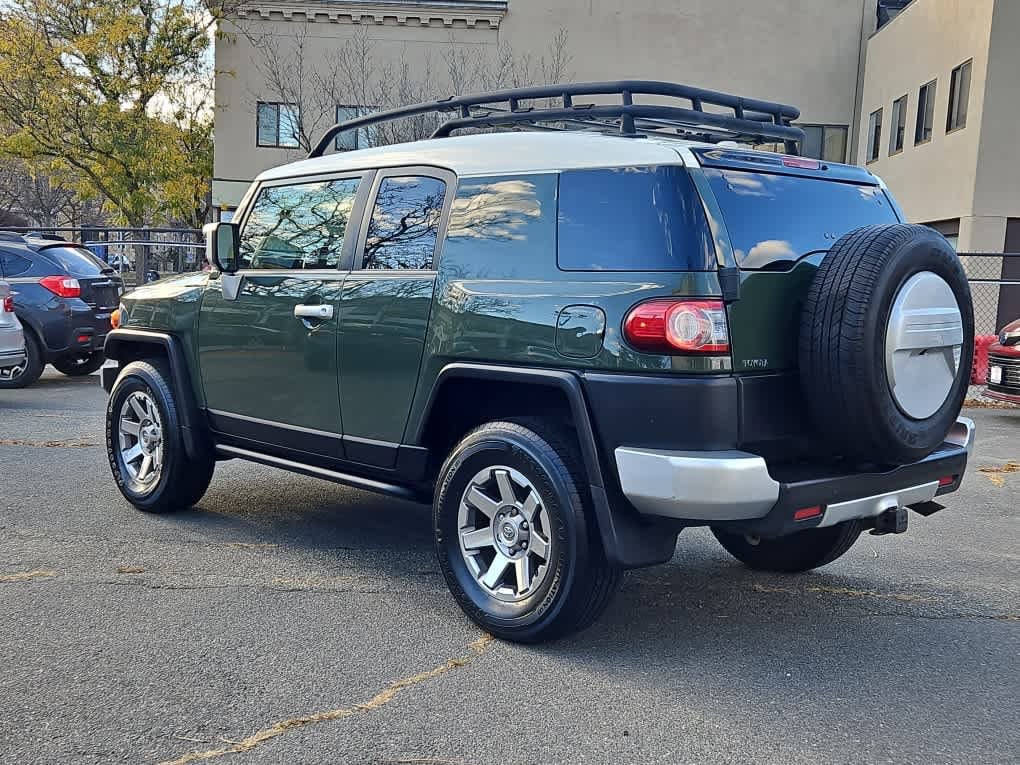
[0,160,78,227]
[242,24,573,152]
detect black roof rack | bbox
[309,80,805,158]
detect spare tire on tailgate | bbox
[799,224,973,465]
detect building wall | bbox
[213,0,877,209]
[857,0,1019,252]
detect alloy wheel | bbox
[457,466,554,603]
[117,390,164,491]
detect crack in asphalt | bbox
[158,634,494,765]
[0,569,57,582]
[752,582,939,603]
[0,438,100,447]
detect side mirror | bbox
[203,221,240,273]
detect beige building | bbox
[213,0,881,212]
[857,0,1020,254]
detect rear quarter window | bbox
[0,250,33,278]
[39,246,108,276]
[557,166,716,271]
[704,169,899,268]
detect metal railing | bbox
[3,226,204,287]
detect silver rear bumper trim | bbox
[614,447,779,520]
[816,481,939,528]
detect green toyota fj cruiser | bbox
[101,82,976,642]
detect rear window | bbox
[704,169,898,268]
[557,166,715,271]
[39,246,108,276]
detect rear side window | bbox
[557,166,715,271]
[362,176,447,270]
[0,250,33,278]
[704,169,899,269]
[40,246,107,276]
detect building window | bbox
[946,60,972,132]
[915,80,936,145]
[866,108,883,163]
[798,125,849,163]
[889,95,908,155]
[335,106,376,151]
[256,102,300,148]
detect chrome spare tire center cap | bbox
[885,271,964,420]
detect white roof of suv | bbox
[257,131,707,182]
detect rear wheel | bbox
[0,330,44,389]
[106,360,214,513]
[53,352,105,376]
[712,521,862,573]
[434,419,620,643]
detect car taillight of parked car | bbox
[624,298,730,354]
[39,275,81,298]
[2,295,13,313]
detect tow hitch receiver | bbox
[870,506,909,536]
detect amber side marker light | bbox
[110,309,121,329]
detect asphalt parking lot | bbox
[1,369,1018,765]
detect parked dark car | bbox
[0,232,123,388]
[986,317,1020,403]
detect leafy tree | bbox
[0,0,216,227]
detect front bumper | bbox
[0,347,26,370]
[615,417,975,535]
[0,325,25,369]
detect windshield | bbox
[704,169,899,269]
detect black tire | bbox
[712,521,862,573]
[800,224,974,465]
[106,359,214,513]
[0,329,44,389]
[434,419,620,643]
[52,351,105,377]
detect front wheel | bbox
[434,420,620,643]
[712,521,862,573]
[106,360,214,513]
[53,352,105,376]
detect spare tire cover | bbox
[799,224,974,465]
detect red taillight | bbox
[623,299,730,354]
[40,275,81,298]
[783,156,822,170]
[938,475,956,487]
[2,295,13,313]
[793,505,824,521]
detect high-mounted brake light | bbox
[39,275,81,298]
[783,156,821,170]
[623,299,730,355]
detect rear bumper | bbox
[615,417,975,535]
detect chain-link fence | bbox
[959,252,1020,335]
[5,227,204,288]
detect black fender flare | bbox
[102,329,211,461]
[414,363,679,569]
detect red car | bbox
[987,318,1020,403]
